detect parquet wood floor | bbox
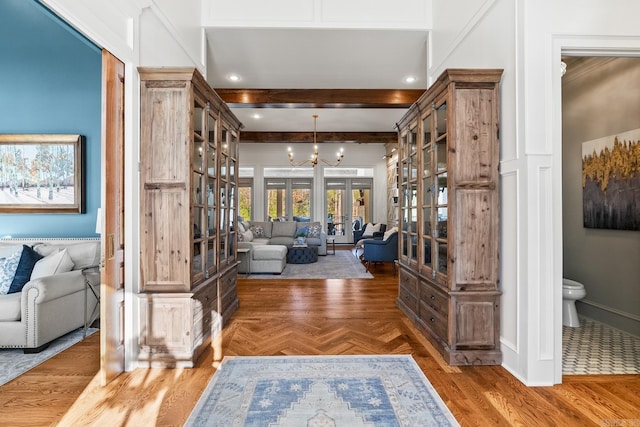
[0,248,638,426]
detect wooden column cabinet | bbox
[138,67,242,367]
[396,69,503,365]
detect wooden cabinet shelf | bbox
[138,67,241,367]
[396,68,502,366]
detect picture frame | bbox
[582,128,640,230]
[0,134,85,213]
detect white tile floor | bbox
[563,316,640,375]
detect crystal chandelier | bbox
[287,115,344,167]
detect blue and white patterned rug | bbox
[0,327,97,386]
[186,355,459,426]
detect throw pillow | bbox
[307,224,322,238]
[30,248,75,280]
[251,225,265,238]
[362,222,381,238]
[237,222,246,234]
[8,245,43,294]
[0,248,23,295]
[383,226,398,241]
[296,225,309,237]
[241,229,253,242]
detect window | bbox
[264,169,313,221]
[238,167,253,221]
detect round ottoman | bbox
[286,246,318,264]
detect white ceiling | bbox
[204,28,429,133]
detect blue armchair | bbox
[362,231,398,274]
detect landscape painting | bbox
[0,134,84,213]
[582,128,640,230]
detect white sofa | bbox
[0,238,101,352]
[238,242,288,274]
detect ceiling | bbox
[204,28,429,141]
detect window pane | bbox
[292,188,311,220]
[351,188,370,231]
[267,188,287,220]
[239,186,252,220]
[326,187,346,235]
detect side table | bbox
[81,265,100,339]
[326,236,336,255]
[237,247,251,276]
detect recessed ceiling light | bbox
[251,114,261,119]
[228,74,240,82]
[404,76,416,84]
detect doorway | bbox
[560,55,640,375]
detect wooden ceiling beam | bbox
[216,89,423,108]
[240,131,397,144]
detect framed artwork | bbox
[0,134,85,213]
[582,128,640,230]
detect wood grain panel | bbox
[453,189,498,290]
[452,87,498,184]
[216,88,423,108]
[140,86,190,183]
[240,131,397,144]
[141,189,190,291]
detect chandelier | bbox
[287,115,344,167]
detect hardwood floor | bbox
[1,248,638,426]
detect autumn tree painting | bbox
[582,130,640,230]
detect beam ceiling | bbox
[219,89,417,143]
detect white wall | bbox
[239,142,388,226]
[203,0,431,29]
[41,0,205,372]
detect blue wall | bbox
[0,0,101,238]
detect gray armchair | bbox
[362,231,398,274]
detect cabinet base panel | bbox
[397,298,502,366]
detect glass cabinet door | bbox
[205,111,217,277]
[408,125,418,264]
[191,99,206,283]
[421,112,433,272]
[434,101,448,277]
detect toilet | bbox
[562,278,587,327]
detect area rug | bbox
[247,250,373,280]
[0,327,98,386]
[186,355,459,426]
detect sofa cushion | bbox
[8,245,44,294]
[251,238,270,246]
[33,241,100,270]
[253,245,287,260]
[0,248,23,295]
[31,248,75,280]
[0,291,21,321]
[270,236,294,246]
[272,221,297,238]
[305,237,322,246]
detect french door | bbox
[325,178,372,243]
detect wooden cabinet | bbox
[396,69,502,365]
[138,67,241,367]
